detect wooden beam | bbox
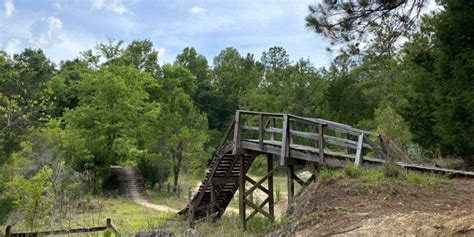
[292,173,305,187]
[267,154,275,221]
[210,184,216,216]
[354,133,364,167]
[245,170,273,197]
[239,155,246,230]
[280,115,289,165]
[245,199,272,220]
[287,165,295,202]
[259,114,264,150]
[246,197,270,221]
[318,123,325,164]
[211,177,239,184]
[233,111,241,155]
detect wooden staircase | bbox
[178,143,256,221]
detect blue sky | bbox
[0,0,338,67]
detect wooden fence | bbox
[4,218,120,237]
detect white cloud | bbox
[4,38,20,53]
[189,6,206,15]
[4,0,15,18]
[54,0,63,11]
[29,16,63,47]
[91,0,127,14]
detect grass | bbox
[318,163,451,188]
[5,197,178,235]
[171,214,274,237]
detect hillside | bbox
[274,168,474,236]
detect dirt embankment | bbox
[274,178,474,236]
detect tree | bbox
[149,65,209,191]
[63,65,157,189]
[0,49,54,159]
[306,0,427,55]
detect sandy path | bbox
[122,167,178,213]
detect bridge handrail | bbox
[235,110,386,166]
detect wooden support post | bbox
[270,118,275,141]
[189,204,195,229]
[289,119,293,144]
[259,114,264,150]
[345,134,350,154]
[280,115,289,165]
[210,184,216,216]
[233,111,242,155]
[267,154,275,221]
[239,155,246,230]
[355,133,364,167]
[287,165,295,202]
[318,123,325,164]
[315,124,319,149]
[5,225,11,237]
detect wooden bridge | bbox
[178,110,474,229]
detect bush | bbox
[382,162,403,178]
[344,165,363,178]
[375,105,413,150]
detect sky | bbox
[0,0,337,67]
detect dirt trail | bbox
[120,167,178,213]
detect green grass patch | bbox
[319,164,450,188]
[6,198,177,235]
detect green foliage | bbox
[375,105,412,150]
[63,65,155,188]
[381,162,401,178]
[400,0,474,164]
[344,165,363,178]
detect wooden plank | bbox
[287,165,295,202]
[292,173,305,187]
[106,218,120,237]
[289,120,293,144]
[280,115,289,165]
[233,111,241,155]
[267,154,274,221]
[354,133,364,167]
[210,184,216,215]
[211,177,239,184]
[237,110,285,117]
[245,199,272,220]
[259,114,264,150]
[269,119,275,141]
[9,227,108,236]
[245,171,273,197]
[318,124,325,164]
[239,155,246,230]
[246,197,270,221]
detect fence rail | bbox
[4,218,120,237]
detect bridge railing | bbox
[234,110,385,166]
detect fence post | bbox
[5,225,11,237]
[189,204,195,229]
[318,123,325,164]
[354,133,364,167]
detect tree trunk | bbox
[173,146,183,193]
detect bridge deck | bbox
[242,139,474,177]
